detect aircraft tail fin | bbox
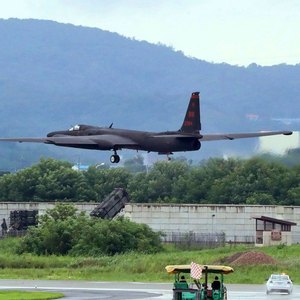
[180,92,201,133]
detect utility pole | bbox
[211,214,215,233]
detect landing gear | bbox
[167,153,173,161]
[110,150,120,163]
[159,152,173,161]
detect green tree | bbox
[0,158,78,201]
[83,167,132,201]
[183,158,240,203]
[123,155,146,173]
[284,164,300,205]
[286,187,300,205]
[207,158,290,204]
[35,167,84,201]
[128,160,190,202]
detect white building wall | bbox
[259,231,293,246]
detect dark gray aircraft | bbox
[0,92,292,163]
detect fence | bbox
[162,231,226,249]
[226,235,255,244]
[0,229,27,239]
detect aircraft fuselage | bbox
[47,126,201,153]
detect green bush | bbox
[17,203,162,256]
[69,217,163,256]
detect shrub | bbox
[17,203,162,256]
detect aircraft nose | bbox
[47,132,55,137]
[47,131,65,137]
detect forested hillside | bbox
[0,18,299,169]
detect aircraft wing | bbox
[0,137,48,143]
[46,135,138,148]
[0,135,138,148]
[0,137,97,144]
[89,135,138,148]
[200,130,292,141]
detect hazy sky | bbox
[0,0,300,66]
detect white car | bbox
[266,274,293,294]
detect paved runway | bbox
[0,280,299,299]
[0,280,167,299]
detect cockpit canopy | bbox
[68,124,81,131]
[68,124,99,132]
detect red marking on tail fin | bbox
[184,121,193,127]
[180,92,201,133]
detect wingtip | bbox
[283,131,293,136]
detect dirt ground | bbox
[219,251,277,265]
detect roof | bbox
[165,264,234,275]
[253,215,297,226]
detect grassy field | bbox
[0,291,63,299]
[0,238,299,284]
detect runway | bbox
[0,280,299,299]
[0,280,168,299]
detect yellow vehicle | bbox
[165,264,234,300]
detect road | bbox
[0,280,299,299]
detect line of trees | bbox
[0,154,299,205]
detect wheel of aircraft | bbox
[110,154,120,163]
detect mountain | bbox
[0,18,299,170]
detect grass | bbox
[0,291,63,300]
[0,238,299,284]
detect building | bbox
[254,215,297,246]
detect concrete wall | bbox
[123,204,300,244]
[0,202,98,228]
[1,202,299,244]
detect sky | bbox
[0,0,300,66]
